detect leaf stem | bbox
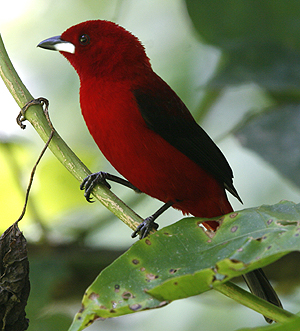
[214,281,295,323]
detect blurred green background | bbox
[1,0,300,330]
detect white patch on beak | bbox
[54,42,75,54]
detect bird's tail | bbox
[243,269,282,323]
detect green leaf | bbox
[185,0,300,100]
[185,0,300,192]
[69,201,300,331]
[235,105,300,189]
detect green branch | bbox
[0,33,294,325]
[0,33,142,232]
[215,281,294,324]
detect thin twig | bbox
[15,98,54,224]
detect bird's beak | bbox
[37,36,75,54]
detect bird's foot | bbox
[80,172,111,202]
[131,216,159,239]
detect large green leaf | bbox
[235,105,300,188]
[185,0,300,97]
[185,0,300,49]
[68,201,300,331]
[184,0,300,190]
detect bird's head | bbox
[38,20,151,80]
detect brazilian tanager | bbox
[38,20,281,321]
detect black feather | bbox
[133,86,242,203]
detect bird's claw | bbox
[80,172,111,202]
[131,216,159,239]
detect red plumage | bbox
[59,20,236,229]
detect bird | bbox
[38,20,282,322]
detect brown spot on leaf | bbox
[169,268,180,274]
[174,282,178,285]
[267,219,273,225]
[114,284,120,292]
[230,212,238,218]
[88,292,99,300]
[146,273,158,280]
[145,239,151,245]
[129,304,142,311]
[204,228,216,239]
[110,309,116,313]
[94,316,106,322]
[231,225,238,233]
[140,267,146,272]
[122,291,133,300]
[132,259,139,265]
[158,301,168,307]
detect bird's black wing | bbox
[133,86,242,202]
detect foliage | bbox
[186,0,300,188]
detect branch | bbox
[0,33,142,231]
[214,281,294,324]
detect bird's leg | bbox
[81,172,173,239]
[80,172,142,202]
[132,201,174,239]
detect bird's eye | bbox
[79,34,90,45]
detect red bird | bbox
[38,20,281,321]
